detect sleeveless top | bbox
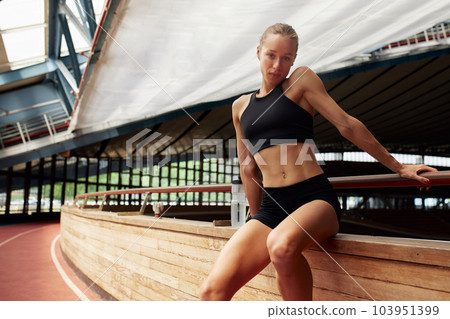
[240,81,314,155]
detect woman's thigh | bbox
[205,219,272,295]
[269,200,339,253]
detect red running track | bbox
[0,221,102,301]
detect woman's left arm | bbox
[297,68,437,184]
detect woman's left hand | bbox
[397,164,438,191]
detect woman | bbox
[199,23,436,301]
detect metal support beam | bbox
[139,192,151,215]
[0,55,87,87]
[81,197,87,209]
[61,157,67,207]
[79,0,98,40]
[23,161,31,215]
[58,13,82,86]
[23,124,31,142]
[54,70,75,115]
[43,114,54,136]
[5,167,12,215]
[16,122,27,144]
[73,0,121,100]
[48,0,58,59]
[49,155,56,213]
[99,195,108,211]
[74,156,79,199]
[36,158,44,214]
[59,2,92,45]
[1,99,61,117]
[0,62,53,87]
[55,59,79,94]
[85,157,90,194]
[74,0,91,40]
[0,99,62,126]
[48,114,57,134]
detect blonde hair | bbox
[259,23,298,52]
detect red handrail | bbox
[75,171,450,200]
[2,123,69,146]
[329,171,450,189]
[75,184,232,199]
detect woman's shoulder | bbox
[233,93,252,104]
[232,93,252,121]
[285,66,323,91]
[232,93,252,111]
[288,66,315,82]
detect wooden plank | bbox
[66,216,221,271]
[63,206,236,239]
[234,285,283,301]
[315,234,450,267]
[84,213,229,252]
[64,215,330,299]
[313,287,370,301]
[65,208,448,284]
[74,227,212,298]
[62,232,198,300]
[304,249,450,292]
[117,212,144,216]
[61,237,123,299]
[66,215,160,250]
[63,222,204,299]
[312,268,450,301]
[110,261,197,301]
[62,211,282,300]
[244,273,280,297]
[61,208,450,301]
[64,210,284,289]
[65,206,450,267]
[65,218,214,278]
[105,271,148,301]
[81,224,280,296]
[213,220,232,227]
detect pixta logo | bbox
[126,129,172,173]
[126,129,326,175]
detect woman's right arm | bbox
[232,97,263,217]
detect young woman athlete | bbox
[199,23,437,301]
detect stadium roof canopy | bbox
[0,0,449,169]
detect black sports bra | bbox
[240,81,314,156]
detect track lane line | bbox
[0,225,49,248]
[50,234,90,301]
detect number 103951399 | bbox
[372,305,439,316]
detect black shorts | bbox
[250,173,341,229]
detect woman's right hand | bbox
[396,163,438,191]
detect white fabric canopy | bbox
[69,0,450,132]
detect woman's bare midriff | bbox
[254,142,324,187]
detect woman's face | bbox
[257,33,297,86]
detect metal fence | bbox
[0,99,70,148]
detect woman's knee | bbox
[199,278,214,300]
[266,231,307,269]
[199,277,220,300]
[199,275,232,301]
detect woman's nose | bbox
[273,58,280,69]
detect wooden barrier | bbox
[60,205,450,301]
